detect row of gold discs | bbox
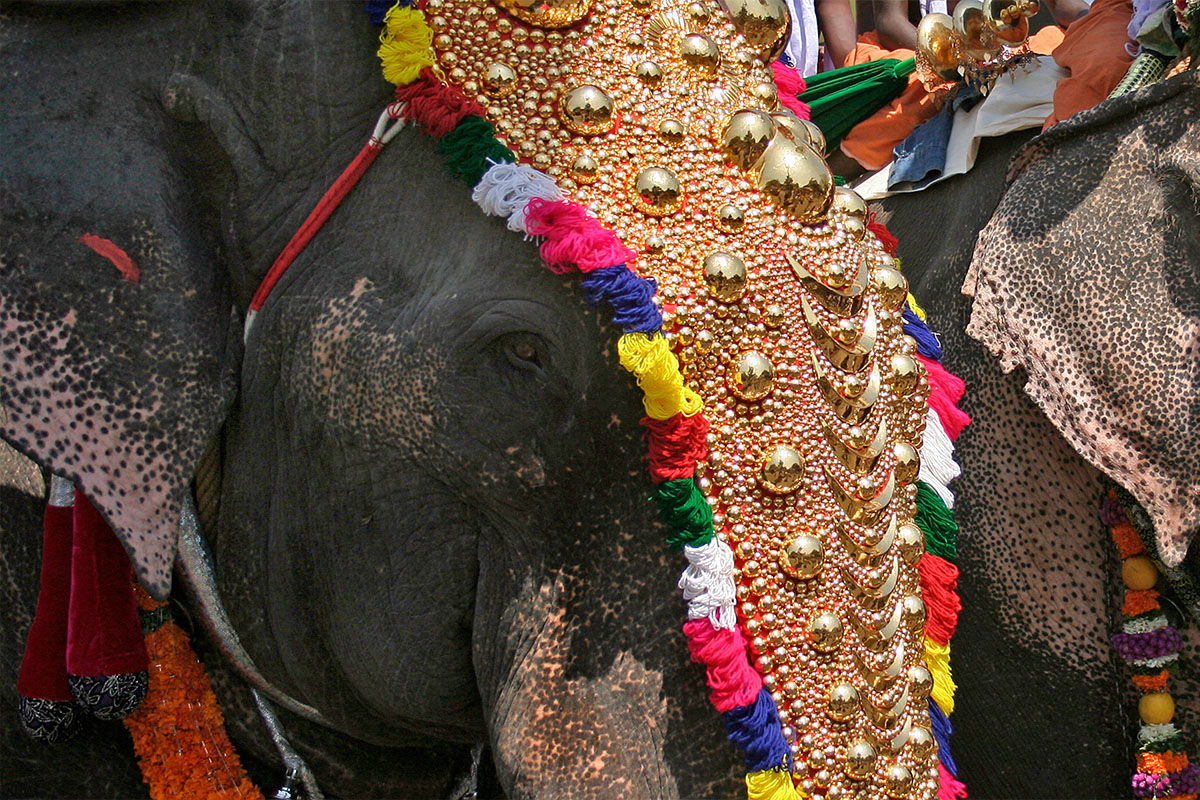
[671,204,939,799]
[432,0,941,793]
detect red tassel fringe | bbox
[867,213,899,255]
[770,62,811,120]
[919,356,971,441]
[395,68,486,138]
[918,554,961,646]
[643,413,709,483]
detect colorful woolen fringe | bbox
[1105,491,1200,800]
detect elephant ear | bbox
[965,70,1200,566]
[0,71,238,598]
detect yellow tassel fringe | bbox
[924,636,956,714]
[746,769,807,799]
[617,333,703,419]
[906,292,927,321]
[378,5,435,86]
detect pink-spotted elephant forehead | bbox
[965,69,1200,566]
[1,225,234,599]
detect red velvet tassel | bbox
[67,490,148,678]
[17,500,75,704]
[65,490,149,719]
[918,553,962,646]
[395,67,486,138]
[643,413,709,483]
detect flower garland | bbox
[359,5,974,797]
[122,587,264,800]
[1104,491,1200,800]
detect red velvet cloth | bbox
[17,504,75,702]
[66,490,147,677]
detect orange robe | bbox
[1043,0,1136,129]
[837,33,935,172]
[838,26,1067,171]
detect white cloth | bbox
[855,55,1068,201]
[783,0,822,76]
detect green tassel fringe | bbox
[653,479,715,549]
[916,482,958,561]
[438,116,515,186]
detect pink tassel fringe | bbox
[919,356,971,441]
[771,62,812,120]
[523,198,639,273]
[682,618,761,713]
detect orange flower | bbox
[1111,522,1145,559]
[1137,751,1190,773]
[1124,590,1162,618]
[1132,671,1170,693]
[123,588,264,800]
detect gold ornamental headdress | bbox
[348,0,974,795]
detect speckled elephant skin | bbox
[876,74,1200,799]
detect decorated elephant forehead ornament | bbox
[255,0,967,796]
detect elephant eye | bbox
[500,333,546,372]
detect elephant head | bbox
[1,2,742,796]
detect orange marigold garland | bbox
[1105,490,1200,799]
[122,587,264,800]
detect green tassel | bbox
[437,116,515,186]
[916,482,958,561]
[653,479,715,549]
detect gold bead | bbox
[763,304,784,327]
[875,267,908,309]
[634,167,683,215]
[646,235,666,253]
[909,726,936,759]
[908,664,933,698]
[889,354,920,394]
[494,0,591,28]
[482,62,519,98]
[722,0,790,60]
[635,60,664,85]
[559,85,614,135]
[752,81,778,108]
[658,118,685,140]
[1123,556,1158,590]
[893,442,920,484]
[679,34,721,76]
[897,523,925,565]
[983,0,1031,45]
[719,204,746,229]
[916,13,962,82]
[756,138,834,223]
[440,50,459,67]
[1139,692,1175,725]
[721,109,776,170]
[732,351,774,400]
[845,740,877,780]
[780,534,823,579]
[687,1,711,20]
[885,764,914,797]
[844,216,866,239]
[833,186,869,221]
[571,155,599,183]
[761,445,805,493]
[902,595,927,633]
[954,0,1003,61]
[626,33,645,47]
[703,251,747,302]
[809,612,843,652]
[828,684,859,721]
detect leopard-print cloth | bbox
[965,70,1200,566]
